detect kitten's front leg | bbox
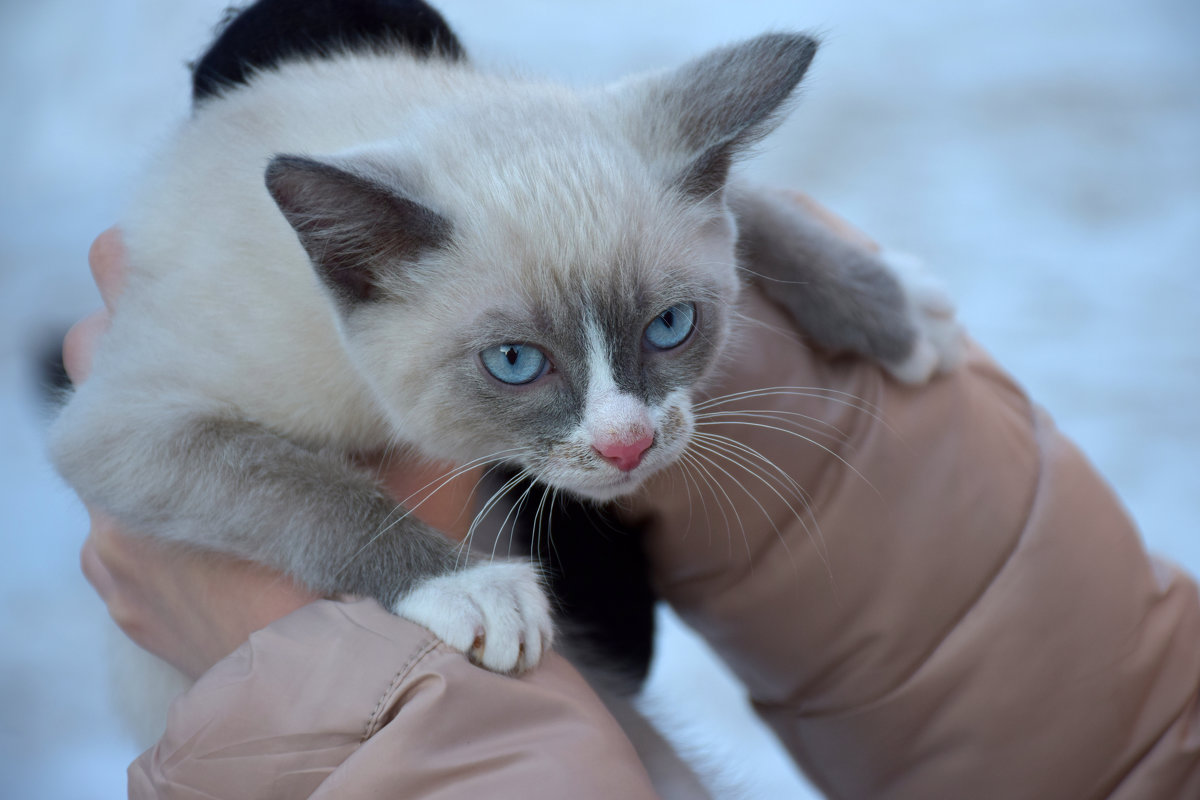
[51,391,553,673]
[728,184,965,383]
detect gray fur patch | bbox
[266,154,452,305]
[729,183,917,363]
[662,33,818,154]
[642,33,819,199]
[442,248,725,472]
[52,401,460,607]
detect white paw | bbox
[879,251,967,384]
[392,561,554,674]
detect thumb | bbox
[62,310,110,384]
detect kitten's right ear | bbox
[623,33,819,200]
[265,155,451,305]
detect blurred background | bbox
[1,1,1196,797]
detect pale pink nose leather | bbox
[593,435,654,472]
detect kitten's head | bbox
[267,33,817,501]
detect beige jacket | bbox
[132,288,1200,798]
[130,599,660,798]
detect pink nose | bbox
[593,435,654,472]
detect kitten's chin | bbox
[575,477,645,503]
[558,465,663,503]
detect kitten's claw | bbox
[392,561,553,674]
[879,251,967,384]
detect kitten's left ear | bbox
[265,155,451,305]
[623,33,819,199]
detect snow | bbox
[1,1,1196,797]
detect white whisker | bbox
[691,430,810,507]
[493,476,538,562]
[693,419,880,499]
[680,448,746,563]
[695,385,885,426]
[728,306,808,342]
[463,466,533,568]
[531,481,554,563]
[688,432,831,580]
[676,452,715,547]
[335,448,532,579]
[695,409,849,447]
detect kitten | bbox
[52,0,958,704]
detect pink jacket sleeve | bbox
[632,287,1200,798]
[129,598,658,799]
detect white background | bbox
[1,1,1196,797]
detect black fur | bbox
[485,469,658,688]
[191,0,465,103]
[37,332,72,395]
[537,498,656,687]
[31,328,73,417]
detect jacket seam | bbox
[362,633,441,741]
[782,380,1046,719]
[870,388,1047,711]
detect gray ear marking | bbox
[641,33,819,199]
[677,144,734,201]
[265,155,451,304]
[673,33,818,152]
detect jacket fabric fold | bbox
[633,288,1200,798]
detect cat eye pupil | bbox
[644,302,696,350]
[481,343,548,385]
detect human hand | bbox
[68,229,479,680]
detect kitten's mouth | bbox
[581,480,642,503]
[575,464,660,502]
[541,429,687,501]
[601,473,641,490]
[579,436,690,501]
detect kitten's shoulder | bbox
[191,0,465,103]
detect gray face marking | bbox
[424,243,730,501]
[521,261,724,494]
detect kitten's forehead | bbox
[442,164,739,388]
[451,167,735,301]
[463,213,723,343]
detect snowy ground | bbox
[1,1,1196,797]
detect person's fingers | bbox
[80,532,118,602]
[62,309,110,384]
[81,511,156,646]
[88,226,126,310]
[84,509,148,589]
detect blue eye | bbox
[644,302,696,350]
[480,344,548,385]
